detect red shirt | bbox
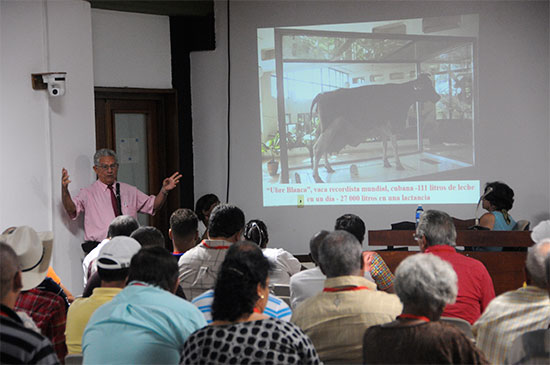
[425,245,495,324]
[15,288,67,361]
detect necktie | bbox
[107,184,121,216]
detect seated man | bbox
[1,226,68,361]
[83,247,206,364]
[0,242,59,364]
[82,215,139,286]
[290,230,329,309]
[335,214,394,292]
[473,228,550,364]
[416,210,495,324]
[65,237,141,354]
[130,226,165,249]
[291,230,402,363]
[178,204,245,300]
[169,208,199,258]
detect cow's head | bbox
[413,74,440,103]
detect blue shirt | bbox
[192,289,292,324]
[82,281,206,364]
[492,211,516,231]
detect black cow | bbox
[310,74,440,183]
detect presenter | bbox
[62,148,181,253]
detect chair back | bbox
[271,284,291,306]
[65,353,83,365]
[513,220,530,231]
[440,316,475,341]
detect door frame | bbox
[95,87,179,249]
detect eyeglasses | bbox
[96,163,119,170]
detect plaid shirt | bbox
[366,252,395,290]
[15,289,68,362]
[178,239,233,300]
[473,286,550,364]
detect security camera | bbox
[42,73,66,97]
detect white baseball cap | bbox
[97,236,141,270]
[0,226,53,291]
[531,220,550,244]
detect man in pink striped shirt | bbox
[61,148,181,253]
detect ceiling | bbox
[87,0,214,17]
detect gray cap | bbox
[97,236,141,270]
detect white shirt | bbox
[262,248,302,285]
[82,238,109,286]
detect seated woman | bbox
[244,219,301,285]
[181,241,320,364]
[194,193,220,243]
[363,253,488,364]
[479,181,516,231]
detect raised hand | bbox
[62,168,71,189]
[162,172,182,192]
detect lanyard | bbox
[323,286,370,293]
[397,314,431,322]
[202,242,230,249]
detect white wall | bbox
[191,1,550,255]
[0,0,96,294]
[92,9,172,88]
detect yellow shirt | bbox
[65,287,122,354]
[291,275,402,364]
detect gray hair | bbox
[107,215,139,238]
[526,239,550,288]
[0,242,20,300]
[318,230,362,278]
[94,148,118,166]
[416,210,457,247]
[395,253,458,314]
[309,230,329,264]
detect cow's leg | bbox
[382,135,392,168]
[391,134,404,170]
[312,134,326,183]
[324,151,335,173]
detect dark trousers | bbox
[81,240,100,255]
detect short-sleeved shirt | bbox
[71,180,155,241]
[178,239,233,300]
[425,245,495,324]
[192,289,292,324]
[181,318,321,364]
[262,248,302,285]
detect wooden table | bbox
[367,230,534,295]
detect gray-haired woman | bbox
[363,253,488,364]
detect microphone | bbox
[115,183,122,216]
[474,186,494,226]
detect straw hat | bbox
[0,226,53,291]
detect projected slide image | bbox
[258,16,479,206]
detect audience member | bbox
[194,193,220,242]
[61,148,180,254]
[0,242,60,364]
[65,237,140,354]
[82,247,206,364]
[82,215,139,286]
[178,204,245,300]
[335,214,394,292]
[290,230,329,309]
[169,208,199,258]
[416,209,495,324]
[291,230,402,363]
[130,226,165,248]
[479,181,516,231]
[363,253,488,364]
[473,233,550,364]
[244,219,301,285]
[181,242,320,364]
[1,226,68,361]
[505,254,550,365]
